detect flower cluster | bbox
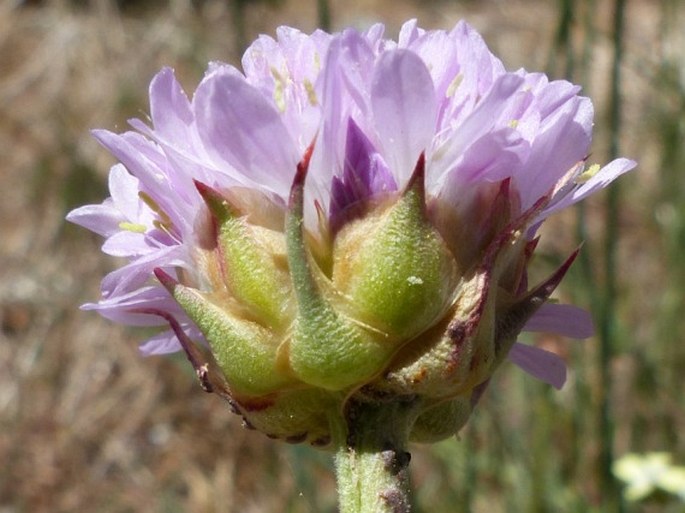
[68,20,635,445]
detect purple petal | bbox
[91,130,189,234]
[453,128,527,185]
[397,19,422,48]
[508,342,567,389]
[102,230,155,258]
[149,67,194,144]
[515,96,593,208]
[448,21,506,87]
[241,27,329,152]
[400,28,458,103]
[524,303,594,339]
[108,164,143,219]
[101,245,189,298]
[139,329,184,355]
[193,66,300,197]
[363,23,387,49]
[66,164,140,237]
[308,29,376,225]
[432,73,525,184]
[82,286,183,326]
[66,202,121,237]
[542,157,637,218]
[329,118,396,227]
[436,21,506,127]
[371,49,437,186]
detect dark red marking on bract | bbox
[238,395,276,412]
[284,432,309,444]
[444,270,491,374]
[311,435,331,447]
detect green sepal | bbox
[332,154,459,340]
[237,387,340,447]
[368,265,497,399]
[195,181,292,331]
[409,397,473,444]
[284,146,396,391]
[156,269,295,397]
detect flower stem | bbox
[333,398,418,513]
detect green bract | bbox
[155,149,571,446]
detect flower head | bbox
[68,20,636,445]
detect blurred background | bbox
[1,0,683,511]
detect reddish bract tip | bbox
[193,179,214,199]
[194,180,232,217]
[495,246,583,352]
[298,139,316,176]
[532,246,582,299]
[131,305,215,393]
[405,152,426,195]
[289,139,316,209]
[153,267,177,291]
[193,178,211,196]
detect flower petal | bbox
[82,286,183,326]
[108,164,144,219]
[100,245,189,298]
[329,118,396,228]
[515,96,593,208]
[524,303,594,338]
[307,29,376,225]
[542,157,638,218]
[193,66,300,197]
[371,49,437,186]
[66,202,121,237]
[431,73,525,185]
[91,130,190,235]
[102,230,155,258]
[149,67,194,145]
[139,329,183,355]
[508,342,567,389]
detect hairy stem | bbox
[333,398,419,513]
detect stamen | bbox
[446,74,463,98]
[304,79,318,106]
[119,222,147,233]
[139,191,174,232]
[271,66,287,113]
[575,163,601,184]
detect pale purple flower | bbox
[67,20,635,393]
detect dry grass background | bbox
[0,0,682,511]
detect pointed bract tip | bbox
[154,267,178,291]
[130,306,215,393]
[526,236,541,255]
[483,191,552,268]
[193,179,214,198]
[500,176,512,192]
[289,139,316,209]
[405,152,426,195]
[194,180,235,220]
[298,139,316,176]
[533,246,582,300]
